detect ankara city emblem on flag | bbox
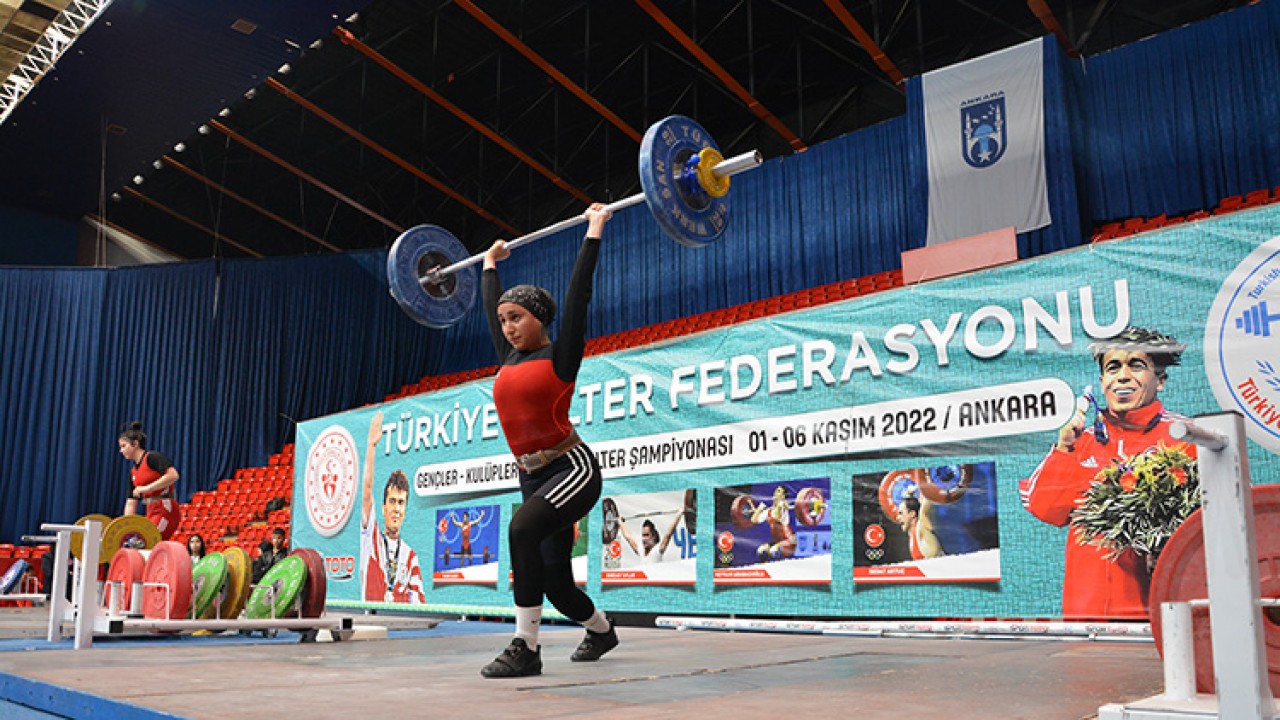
[961,95,1006,168]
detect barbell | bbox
[387,115,763,328]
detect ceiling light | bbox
[243,88,256,100]
[277,63,292,75]
[197,125,210,135]
[310,39,323,50]
[152,160,163,170]
[346,12,360,22]
[218,107,231,117]
[132,175,144,185]
[174,142,186,152]
[110,192,121,202]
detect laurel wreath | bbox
[1068,443,1200,561]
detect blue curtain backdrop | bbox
[1073,0,1280,223]
[3,1,1279,543]
[0,254,436,542]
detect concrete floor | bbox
[0,607,1165,720]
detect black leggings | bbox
[509,444,601,620]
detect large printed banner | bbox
[294,208,1280,619]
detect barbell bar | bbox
[387,115,764,328]
[426,148,762,282]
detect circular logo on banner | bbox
[304,426,358,537]
[716,531,735,552]
[1205,234,1280,454]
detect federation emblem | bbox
[1205,233,1280,453]
[304,425,359,537]
[961,95,1006,168]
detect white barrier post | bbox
[1160,601,1196,701]
[1172,412,1272,719]
[46,529,71,642]
[73,519,100,649]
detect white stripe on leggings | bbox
[544,445,592,509]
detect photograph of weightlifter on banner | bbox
[1018,327,1199,620]
[434,503,500,585]
[713,478,830,585]
[509,502,589,585]
[361,411,426,603]
[600,490,696,586]
[853,463,1000,583]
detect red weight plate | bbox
[879,469,923,521]
[104,548,146,612]
[142,541,192,620]
[796,487,826,526]
[289,547,327,619]
[1149,483,1280,695]
[918,464,973,505]
[730,495,754,529]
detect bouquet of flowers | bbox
[1069,443,1200,562]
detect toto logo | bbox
[304,426,359,537]
[324,555,356,581]
[1204,234,1280,454]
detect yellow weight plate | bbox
[71,514,113,564]
[102,515,161,560]
[695,147,730,198]
[219,546,252,620]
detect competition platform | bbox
[0,606,1164,720]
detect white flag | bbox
[923,37,1049,246]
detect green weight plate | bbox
[246,555,307,620]
[190,552,228,620]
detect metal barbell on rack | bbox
[386,115,764,328]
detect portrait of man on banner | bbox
[1019,326,1200,620]
[360,412,425,604]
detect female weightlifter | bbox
[478,202,617,679]
[118,421,181,540]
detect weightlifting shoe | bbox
[570,620,618,662]
[481,637,542,678]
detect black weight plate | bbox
[386,224,477,328]
[638,115,730,247]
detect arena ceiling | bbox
[0,0,1249,262]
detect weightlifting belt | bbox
[515,430,582,473]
